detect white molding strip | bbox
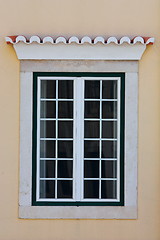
[5,35,154,60]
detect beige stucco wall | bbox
[0,0,160,239]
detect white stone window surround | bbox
[19,60,138,219]
[5,35,154,219]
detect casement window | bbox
[6,35,154,218]
[32,73,125,206]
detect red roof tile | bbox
[6,36,155,45]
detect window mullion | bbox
[74,78,84,201]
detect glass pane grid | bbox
[39,79,74,200]
[83,79,118,200]
[38,77,120,202]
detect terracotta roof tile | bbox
[6,35,155,45]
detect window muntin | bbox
[33,73,124,206]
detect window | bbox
[18,61,138,219]
[32,72,125,206]
[6,35,149,218]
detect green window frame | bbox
[32,72,125,206]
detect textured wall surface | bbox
[0,0,160,239]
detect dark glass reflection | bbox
[85,80,100,99]
[85,101,100,118]
[40,120,56,138]
[102,101,117,119]
[84,160,99,178]
[40,140,55,158]
[41,80,56,99]
[40,180,55,198]
[40,160,55,178]
[40,101,56,118]
[84,140,99,158]
[84,121,99,138]
[57,180,72,198]
[58,160,73,178]
[102,121,117,138]
[58,80,73,99]
[101,180,117,199]
[102,80,117,99]
[101,160,117,178]
[58,101,73,118]
[58,141,73,158]
[84,180,99,198]
[102,141,117,158]
[58,121,73,138]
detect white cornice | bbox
[6,36,154,60]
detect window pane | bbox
[102,80,117,99]
[58,160,73,178]
[84,180,99,198]
[84,140,99,158]
[102,121,117,138]
[57,180,72,198]
[84,121,100,138]
[85,101,100,118]
[40,140,55,158]
[40,180,55,198]
[101,160,117,178]
[58,101,73,118]
[58,80,73,99]
[40,120,56,138]
[58,121,73,138]
[58,141,73,158]
[101,180,117,199]
[40,160,55,178]
[41,80,56,99]
[85,80,100,99]
[84,160,99,178]
[40,101,56,118]
[102,101,117,119]
[102,141,117,158]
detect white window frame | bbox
[35,76,121,203]
[19,60,138,219]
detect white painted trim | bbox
[13,43,146,60]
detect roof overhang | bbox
[6,36,154,60]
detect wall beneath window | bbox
[0,0,160,239]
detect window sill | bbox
[19,205,137,219]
